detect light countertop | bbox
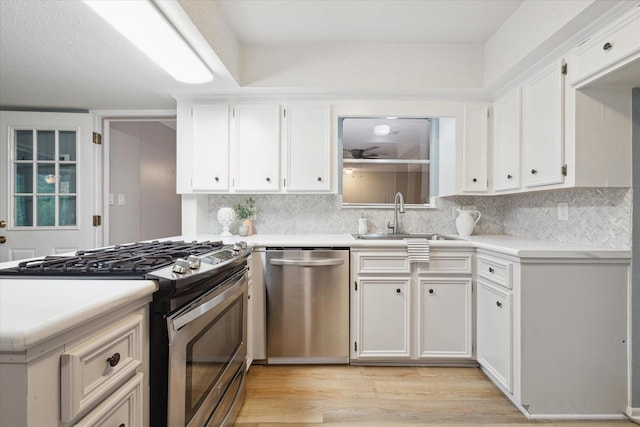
[0,279,157,352]
[0,233,629,354]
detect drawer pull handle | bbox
[317,177,322,181]
[488,267,494,273]
[119,424,125,427]
[396,288,401,294]
[472,178,477,182]
[531,169,538,175]
[107,352,121,368]
[603,42,613,51]
[428,289,434,294]
[214,176,219,182]
[266,177,271,182]
[496,301,503,308]
[507,174,512,179]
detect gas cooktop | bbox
[0,240,225,277]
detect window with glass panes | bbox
[13,128,78,227]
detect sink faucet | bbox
[387,192,405,234]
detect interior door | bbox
[0,111,98,262]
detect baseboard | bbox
[527,413,628,421]
[625,406,640,424]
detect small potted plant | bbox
[234,197,256,236]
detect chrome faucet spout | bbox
[387,192,405,234]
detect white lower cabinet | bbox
[418,278,472,359]
[356,277,411,359]
[0,301,149,427]
[476,279,512,392]
[351,248,473,363]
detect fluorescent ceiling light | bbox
[374,124,390,136]
[84,0,213,84]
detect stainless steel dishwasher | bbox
[265,248,350,364]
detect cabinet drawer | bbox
[572,8,640,84]
[61,313,144,422]
[417,252,472,274]
[477,255,512,289]
[73,373,144,427]
[355,252,410,274]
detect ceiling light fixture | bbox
[374,124,390,136]
[83,0,213,84]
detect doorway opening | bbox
[105,119,181,245]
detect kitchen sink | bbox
[351,233,459,241]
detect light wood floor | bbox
[236,365,635,426]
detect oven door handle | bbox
[169,272,245,331]
[269,258,344,267]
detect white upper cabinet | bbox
[191,104,230,192]
[461,103,488,193]
[492,88,521,192]
[232,104,281,192]
[521,60,566,188]
[282,104,331,192]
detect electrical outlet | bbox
[558,203,568,221]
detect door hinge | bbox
[561,62,568,75]
[283,108,287,118]
[92,215,102,227]
[354,342,357,352]
[561,164,567,176]
[232,108,235,118]
[354,281,358,291]
[92,132,102,145]
[283,178,287,188]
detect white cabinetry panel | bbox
[191,105,230,191]
[283,105,331,192]
[477,279,513,393]
[492,88,521,192]
[418,278,472,358]
[461,104,488,193]
[521,60,565,188]
[232,104,281,192]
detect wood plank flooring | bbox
[236,365,635,426]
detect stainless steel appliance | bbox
[265,248,349,364]
[0,240,251,427]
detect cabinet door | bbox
[492,88,521,192]
[522,60,565,188]
[232,105,281,192]
[477,280,513,392]
[283,105,331,192]
[356,278,411,359]
[461,104,488,193]
[191,104,230,191]
[418,278,472,358]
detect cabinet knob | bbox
[507,174,512,179]
[531,169,538,175]
[603,42,613,51]
[472,178,477,182]
[488,267,494,273]
[214,176,219,182]
[0,220,5,228]
[396,288,401,294]
[107,352,121,367]
[496,301,503,308]
[266,177,271,183]
[0,236,5,244]
[119,424,125,427]
[317,177,322,182]
[428,289,434,294]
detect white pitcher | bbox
[455,209,481,237]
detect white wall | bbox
[109,121,181,244]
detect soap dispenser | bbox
[358,213,368,234]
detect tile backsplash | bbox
[208,187,632,249]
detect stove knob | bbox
[172,259,190,274]
[187,255,201,269]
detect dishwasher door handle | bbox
[269,258,345,267]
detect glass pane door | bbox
[12,128,78,228]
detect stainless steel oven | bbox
[166,267,248,427]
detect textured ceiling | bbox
[0,0,524,111]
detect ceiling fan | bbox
[343,146,384,159]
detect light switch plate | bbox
[109,193,114,206]
[118,194,126,206]
[558,203,569,221]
